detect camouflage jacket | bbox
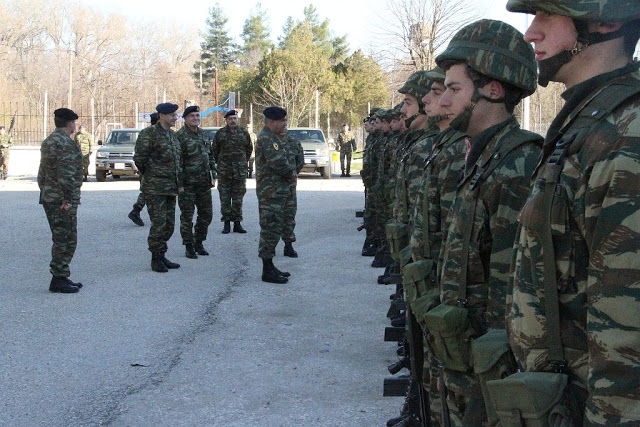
[361,131,381,188]
[176,125,216,187]
[212,125,253,164]
[507,64,640,424]
[134,124,182,196]
[0,135,13,150]
[74,131,93,155]
[336,130,356,153]
[439,117,542,331]
[285,136,305,175]
[410,128,466,263]
[393,126,440,224]
[255,127,296,200]
[37,128,83,205]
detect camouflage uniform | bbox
[38,128,83,278]
[281,135,304,244]
[336,128,356,174]
[74,130,93,178]
[134,123,182,254]
[176,125,216,246]
[133,192,145,212]
[505,0,640,423]
[0,133,13,178]
[432,20,542,425]
[212,125,253,223]
[255,126,297,259]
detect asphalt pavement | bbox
[0,156,403,426]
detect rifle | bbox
[439,366,451,427]
[406,306,428,426]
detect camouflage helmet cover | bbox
[425,66,446,83]
[506,0,640,22]
[389,103,404,120]
[435,19,537,96]
[398,70,434,100]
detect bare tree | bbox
[373,0,479,71]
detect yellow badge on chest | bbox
[273,142,279,150]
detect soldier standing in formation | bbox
[128,113,158,227]
[255,106,298,284]
[0,125,13,180]
[336,123,356,177]
[133,103,182,273]
[213,109,253,234]
[74,125,93,182]
[176,106,217,260]
[432,20,543,425]
[501,0,640,424]
[38,108,84,293]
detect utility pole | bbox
[214,67,219,126]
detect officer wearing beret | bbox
[255,106,298,283]
[38,108,84,293]
[212,109,253,234]
[176,105,217,259]
[134,103,183,272]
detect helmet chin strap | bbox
[537,19,629,87]
[404,109,426,129]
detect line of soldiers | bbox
[360,3,639,425]
[0,125,13,180]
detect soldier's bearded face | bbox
[267,117,287,137]
[400,94,419,119]
[440,64,475,122]
[160,113,178,128]
[225,115,238,128]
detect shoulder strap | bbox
[457,128,542,304]
[539,76,640,371]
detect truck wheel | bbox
[321,165,331,179]
[96,170,107,182]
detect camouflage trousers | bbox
[178,185,213,245]
[43,203,78,278]
[339,151,352,172]
[146,195,176,253]
[443,370,486,426]
[217,162,247,222]
[82,153,90,177]
[133,192,145,211]
[258,187,293,259]
[1,148,9,174]
[282,183,297,243]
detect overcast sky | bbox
[81,0,528,54]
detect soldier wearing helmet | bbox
[427,19,543,425]
[503,0,640,424]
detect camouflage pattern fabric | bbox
[281,136,304,243]
[134,124,182,196]
[177,125,216,246]
[362,130,382,225]
[438,118,542,425]
[134,124,182,253]
[133,192,145,211]
[146,195,176,253]
[506,0,640,22]
[74,130,93,176]
[0,134,13,175]
[507,65,640,425]
[213,125,253,222]
[38,128,83,277]
[255,127,297,259]
[337,129,356,173]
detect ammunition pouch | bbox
[471,329,517,426]
[398,245,413,268]
[422,304,475,372]
[411,288,440,329]
[486,372,574,426]
[385,222,409,262]
[401,258,434,305]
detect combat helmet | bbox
[436,19,537,97]
[398,70,434,108]
[506,0,640,23]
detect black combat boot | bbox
[152,252,168,272]
[283,242,298,258]
[222,221,231,234]
[195,241,209,256]
[161,253,180,269]
[340,170,345,177]
[273,266,291,277]
[128,207,144,226]
[49,276,79,293]
[185,245,198,259]
[346,170,351,177]
[262,258,288,284]
[233,222,247,233]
